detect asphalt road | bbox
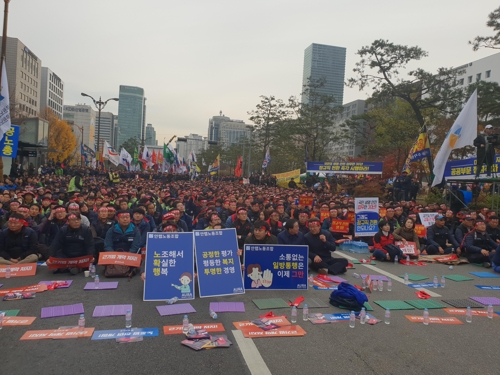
[1,253,499,375]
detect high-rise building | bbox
[96,111,115,149]
[3,37,42,117]
[145,123,157,146]
[208,112,249,145]
[208,112,231,142]
[142,97,147,142]
[117,85,144,147]
[40,67,64,118]
[63,104,96,150]
[176,134,208,163]
[331,99,368,159]
[302,43,346,106]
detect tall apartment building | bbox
[117,85,144,148]
[40,67,64,118]
[96,111,115,149]
[207,112,250,145]
[145,123,157,145]
[208,112,231,142]
[176,133,208,163]
[302,43,346,106]
[3,37,42,117]
[63,104,96,150]
[331,99,368,159]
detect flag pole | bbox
[0,0,11,183]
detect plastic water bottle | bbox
[378,279,383,292]
[308,275,313,287]
[94,274,100,289]
[466,307,472,323]
[182,315,189,334]
[372,279,378,291]
[433,276,438,289]
[78,314,85,333]
[125,310,132,328]
[440,275,445,288]
[487,304,494,319]
[423,308,429,325]
[5,265,11,279]
[291,306,297,323]
[406,255,410,265]
[303,304,309,321]
[349,311,355,328]
[210,310,218,320]
[353,273,360,278]
[384,309,391,324]
[387,278,392,291]
[404,272,409,285]
[394,255,398,265]
[166,297,178,305]
[359,307,366,325]
[89,264,95,279]
[362,276,367,289]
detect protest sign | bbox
[239,325,306,338]
[0,263,37,277]
[98,252,141,267]
[444,308,499,317]
[379,208,387,217]
[244,245,308,290]
[47,256,93,270]
[396,241,418,255]
[163,323,225,335]
[0,284,47,296]
[320,209,329,223]
[2,317,36,326]
[418,213,438,228]
[194,229,244,298]
[233,316,291,330]
[144,232,194,301]
[0,125,20,158]
[272,169,300,183]
[347,212,355,224]
[298,196,314,207]
[306,161,383,175]
[330,219,350,233]
[414,224,426,237]
[405,316,463,324]
[354,198,379,236]
[91,328,158,340]
[20,328,95,340]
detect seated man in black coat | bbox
[0,213,40,265]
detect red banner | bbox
[233,316,291,330]
[2,317,36,326]
[239,325,306,338]
[379,208,387,217]
[0,263,37,278]
[298,196,314,207]
[414,224,426,237]
[444,308,499,317]
[47,256,94,270]
[319,209,330,223]
[163,323,225,335]
[405,316,463,325]
[330,219,350,234]
[347,212,355,224]
[20,328,95,340]
[98,252,142,267]
[0,284,47,296]
[396,241,418,255]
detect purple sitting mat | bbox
[209,302,245,313]
[360,275,389,281]
[84,282,118,290]
[41,303,84,318]
[469,297,500,306]
[38,280,73,288]
[93,305,133,317]
[156,303,196,316]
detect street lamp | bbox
[81,93,118,155]
[70,123,84,166]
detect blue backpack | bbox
[329,282,368,311]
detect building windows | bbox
[486,70,491,78]
[459,78,464,85]
[477,73,482,81]
[468,76,473,83]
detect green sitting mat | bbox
[298,298,329,309]
[352,260,361,264]
[363,302,374,311]
[253,298,290,310]
[444,274,474,282]
[374,300,415,310]
[0,309,20,316]
[398,274,428,281]
[404,299,447,309]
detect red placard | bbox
[0,284,47,296]
[47,256,94,270]
[239,325,306,338]
[405,316,463,324]
[395,241,417,255]
[347,212,355,224]
[2,317,36,326]
[299,196,314,207]
[98,252,142,267]
[20,328,95,340]
[330,219,350,234]
[233,316,291,330]
[319,209,330,223]
[379,208,387,217]
[414,224,426,237]
[444,308,499,317]
[0,263,37,278]
[163,323,225,335]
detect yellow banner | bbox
[272,169,301,183]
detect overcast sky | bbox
[9,0,500,144]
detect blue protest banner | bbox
[143,233,194,301]
[475,285,500,290]
[0,125,20,158]
[444,154,500,178]
[354,197,379,236]
[407,283,440,288]
[193,228,245,298]
[306,161,383,175]
[243,244,308,290]
[91,328,159,340]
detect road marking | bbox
[232,330,272,375]
[337,252,442,297]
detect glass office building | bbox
[117,85,144,148]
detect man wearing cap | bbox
[487,216,500,244]
[170,209,188,232]
[380,208,400,233]
[426,215,460,255]
[0,213,40,265]
[247,201,262,224]
[305,217,348,275]
[277,219,305,245]
[40,205,68,246]
[464,219,497,267]
[244,220,278,245]
[67,202,90,227]
[454,214,475,246]
[131,208,151,247]
[104,210,142,253]
[474,124,499,178]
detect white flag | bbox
[432,89,477,186]
[119,148,132,170]
[103,141,120,166]
[0,59,11,139]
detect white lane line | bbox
[336,252,442,297]
[232,330,272,375]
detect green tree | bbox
[470,6,500,51]
[121,137,139,157]
[197,144,223,174]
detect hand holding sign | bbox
[262,270,273,288]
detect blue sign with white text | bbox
[194,228,245,298]
[475,285,500,290]
[143,233,194,301]
[0,125,19,158]
[244,244,308,290]
[91,328,159,340]
[306,161,383,175]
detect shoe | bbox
[318,268,328,275]
[69,267,82,275]
[483,262,492,268]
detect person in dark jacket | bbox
[305,217,347,275]
[426,215,460,255]
[266,211,284,237]
[90,207,115,264]
[131,208,151,248]
[487,216,500,244]
[454,215,475,247]
[232,208,253,250]
[104,210,142,253]
[0,213,40,265]
[40,205,68,246]
[464,220,497,267]
[491,244,500,273]
[244,220,278,245]
[297,211,309,235]
[474,124,498,178]
[278,219,305,245]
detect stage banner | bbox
[444,154,500,179]
[307,161,383,175]
[354,198,379,236]
[143,233,195,301]
[194,229,245,298]
[243,244,308,290]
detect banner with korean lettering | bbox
[143,232,194,301]
[0,125,20,158]
[307,161,383,175]
[418,213,438,228]
[243,244,308,290]
[354,198,379,236]
[193,228,245,298]
[444,154,500,179]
